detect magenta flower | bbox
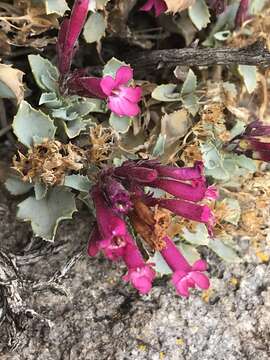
[235,0,249,28]
[100,66,142,117]
[122,239,156,294]
[229,120,270,162]
[161,237,210,297]
[88,160,216,296]
[140,0,167,17]
[91,185,129,260]
[57,0,89,77]
[145,160,204,180]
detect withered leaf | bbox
[0,64,24,103]
[165,0,195,13]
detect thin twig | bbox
[124,41,270,73]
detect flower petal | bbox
[190,272,210,290]
[154,0,167,16]
[192,259,208,272]
[158,198,215,226]
[115,66,133,86]
[140,0,155,12]
[100,75,116,96]
[108,95,140,117]
[147,161,204,180]
[174,277,190,297]
[150,178,207,202]
[120,86,142,102]
[114,164,158,182]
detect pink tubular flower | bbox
[229,120,270,162]
[149,178,210,202]
[156,198,215,235]
[91,185,128,259]
[160,237,210,297]
[235,0,249,28]
[146,161,204,180]
[140,0,167,17]
[100,66,142,117]
[57,0,89,77]
[88,160,216,296]
[122,239,156,294]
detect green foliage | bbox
[83,12,107,43]
[28,54,59,92]
[44,0,69,15]
[64,174,92,192]
[13,101,56,147]
[28,55,106,138]
[183,224,241,262]
[109,113,132,133]
[152,84,181,102]
[5,176,33,195]
[201,142,257,182]
[103,58,127,77]
[188,0,210,31]
[17,187,77,241]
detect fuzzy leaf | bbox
[149,251,172,275]
[208,237,240,262]
[44,0,69,15]
[13,101,56,148]
[61,118,86,138]
[0,64,24,103]
[152,134,166,157]
[188,0,210,30]
[28,55,59,92]
[5,177,33,195]
[34,181,48,200]
[152,84,181,102]
[238,65,257,94]
[103,58,126,77]
[181,69,197,95]
[165,0,195,13]
[109,113,131,133]
[83,12,107,43]
[64,174,92,192]
[178,243,201,264]
[17,187,77,241]
[182,224,209,246]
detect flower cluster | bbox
[230,120,270,162]
[57,0,141,117]
[88,160,217,297]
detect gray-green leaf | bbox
[13,101,56,147]
[83,12,107,43]
[17,187,77,241]
[189,0,210,31]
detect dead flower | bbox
[13,139,85,186]
[129,199,171,251]
[88,125,115,164]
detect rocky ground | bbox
[0,147,270,360]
